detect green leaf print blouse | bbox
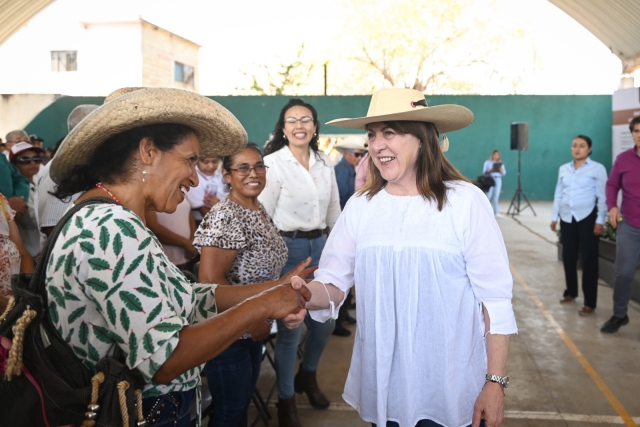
[45,203,218,401]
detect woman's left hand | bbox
[593,223,604,236]
[248,320,272,341]
[282,309,307,329]
[472,382,504,427]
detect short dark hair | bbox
[359,121,468,211]
[629,116,640,133]
[221,142,263,172]
[575,134,592,148]
[263,98,320,156]
[53,123,194,200]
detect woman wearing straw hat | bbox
[46,87,310,427]
[291,88,517,427]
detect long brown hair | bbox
[358,121,468,211]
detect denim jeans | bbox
[142,388,195,427]
[275,234,335,399]
[613,220,640,318]
[372,419,485,427]
[202,339,263,427]
[486,177,502,214]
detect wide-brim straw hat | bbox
[326,88,473,133]
[51,87,247,184]
[334,135,367,154]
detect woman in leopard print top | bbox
[194,143,315,427]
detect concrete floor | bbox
[245,202,640,427]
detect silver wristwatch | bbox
[485,374,509,389]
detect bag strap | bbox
[30,196,119,295]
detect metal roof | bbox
[0,0,55,47]
[548,0,640,73]
[2,0,640,73]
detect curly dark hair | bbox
[53,123,194,200]
[263,98,321,156]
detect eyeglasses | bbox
[284,116,314,125]
[348,150,365,158]
[15,156,43,165]
[228,164,269,177]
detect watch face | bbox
[503,377,510,388]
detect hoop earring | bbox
[142,168,147,183]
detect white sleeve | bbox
[258,155,281,218]
[325,164,342,229]
[456,185,517,335]
[309,199,357,322]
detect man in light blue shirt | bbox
[550,135,607,316]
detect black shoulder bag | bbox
[0,197,146,427]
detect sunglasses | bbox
[348,150,365,158]
[15,156,43,165]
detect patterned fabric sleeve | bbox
[47,205,217,386]
[193,200,246,251]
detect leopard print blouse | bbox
[194,198,287,287]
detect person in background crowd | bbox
[195,143,316,427]
[354,150,370,191]
[0,144,29,219]
[293,88,514,427]
[261,98,341,427]
[331,136,366,337]
[334,136,367,209]
[146,199,199,270]
[30,134,44,148]
[550,135,607,316]
[9,141,44,258]
[4,130,30,159]
[483,149,506,218]
[187,156,225,225]
[35,104,99,239]
[0,140,6,155]
[0,192,34,312]
[601,116,640,334]
[46,87,310,427]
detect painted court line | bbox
[510,263,638,427]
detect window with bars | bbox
[51,51,78,72]
[174,61,195,86]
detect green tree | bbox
[239,44,318,95]
[330,0,533,94]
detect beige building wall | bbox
[141,20,199,93]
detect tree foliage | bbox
[334,0,532,94]
[239,44,317,95]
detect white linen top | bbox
[186,166,226,221]
[311,181,517,427]
[259,146,341,232]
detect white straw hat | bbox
[326,88,473,133]
[334,136,367,154]
[51,87,247,184]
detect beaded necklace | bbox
[95,182,121,204]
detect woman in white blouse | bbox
[292,88,517,427]
[259,98,341,426]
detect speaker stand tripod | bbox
[507,149,536,217]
